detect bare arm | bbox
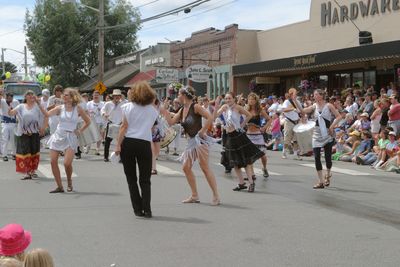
[76,105,91,134]
[194,103,213,136]
[237,105,252,127]
[260,110,271,131]
[160,107,180,126]
[370,108,381,120]
[114,116,128,156]
[328,103,342,133]
[47,105,62,117]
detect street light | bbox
[1,47,28,78]
[61,0,105,85]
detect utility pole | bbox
[98,0,105,83]
[24,46,28,78]
[1,48,5,75]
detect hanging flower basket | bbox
[167,82,183,96]
[248,78,257,92]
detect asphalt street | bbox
[1,140,400,267]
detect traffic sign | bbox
[95,82,107,94]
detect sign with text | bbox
[156,68,179,83]
[256,77,281,84]
[186,65,213,83]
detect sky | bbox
[0,0,311,72]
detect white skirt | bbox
[47,129,79,152]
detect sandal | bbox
[21,175,32,180]
[248,183,255,193]
[324,174,332,187]
[151,169,158,175]
[67,186,73,192]
[49,187,65,193]
[182,196,200,203]
[313,182,325,189]
[233,183,247,191]
[211,198,221,206]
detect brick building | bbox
[170,24,259,98]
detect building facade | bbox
[233,0,400,96]
[170,24,259,98]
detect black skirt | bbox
[225,130,264,168]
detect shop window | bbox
[353,72,363,88]
[364,71,376,87]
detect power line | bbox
[141,0,237,32]
[135,0,160,8]
[0,29,23,38]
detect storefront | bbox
[232,0,400,96]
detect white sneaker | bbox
[282,152,287,159]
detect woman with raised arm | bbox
[161,86,220,205]
[8,91,48,180]
[297,89,341,189]
[46,88,91,193]
[214,92,265,193]
[246,92,271,178]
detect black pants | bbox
[121,138,152,213]
[104,137,113,160]
[313,141,334,171]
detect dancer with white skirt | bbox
[46,88,91,193]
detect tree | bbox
[4,62,18,73]
[25,0,141,87]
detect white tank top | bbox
[58,105,79,132]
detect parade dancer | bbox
[0,93,19,161]
[101,89,123,162]
[46,88,91,193]
[214,92,264,193]
[47,85,63,135]
[280,88,302,160]
[297,89,341,189]
[246,92,271,178]
[86,91,105,155]
[162,86,220,205]
[8,91,48,180]
[115,81,159,218]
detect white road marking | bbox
[37,164,77,179]
[253,167,282,176]
[300,164,372,176]
[156,165,182,175]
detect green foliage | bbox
[4,62,18,73]
[25,0,141,87]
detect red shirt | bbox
[389,103,400,121]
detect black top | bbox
[248,114,261,126]
[380,107,389,126]
[180,103,202,138]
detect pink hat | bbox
[0,224,31,256]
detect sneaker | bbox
[3,156,8,162]
[172,152,179,156]
[355,156,363,165]
[104,158,110,162]
[11,155,16,160]
[224,169,232,174]
[75,155,81,160]
[282,152,287,159]
[263,168,269,178]
[233,183,247,191]
[95,152,101,156]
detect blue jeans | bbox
[363,152,377,165]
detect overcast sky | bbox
[0,0,311,72]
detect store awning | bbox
[125,70,156,86]
[233,40,400,77]
[80,64,140,92]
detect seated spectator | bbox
[0,224,31,262]
[340,130,361,162]
[373,129,390,169]
[0,258,22,267]
[340,113,354,134]
[23,249,54,267]
[379,131,399,170]
[359,113,371,131]
[348,111,363,132]
[352,131,373,163]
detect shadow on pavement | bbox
[328,186,377,194]
[150,216,211,224]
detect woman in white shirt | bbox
[46,88,91,193]
[115,81,159,218]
